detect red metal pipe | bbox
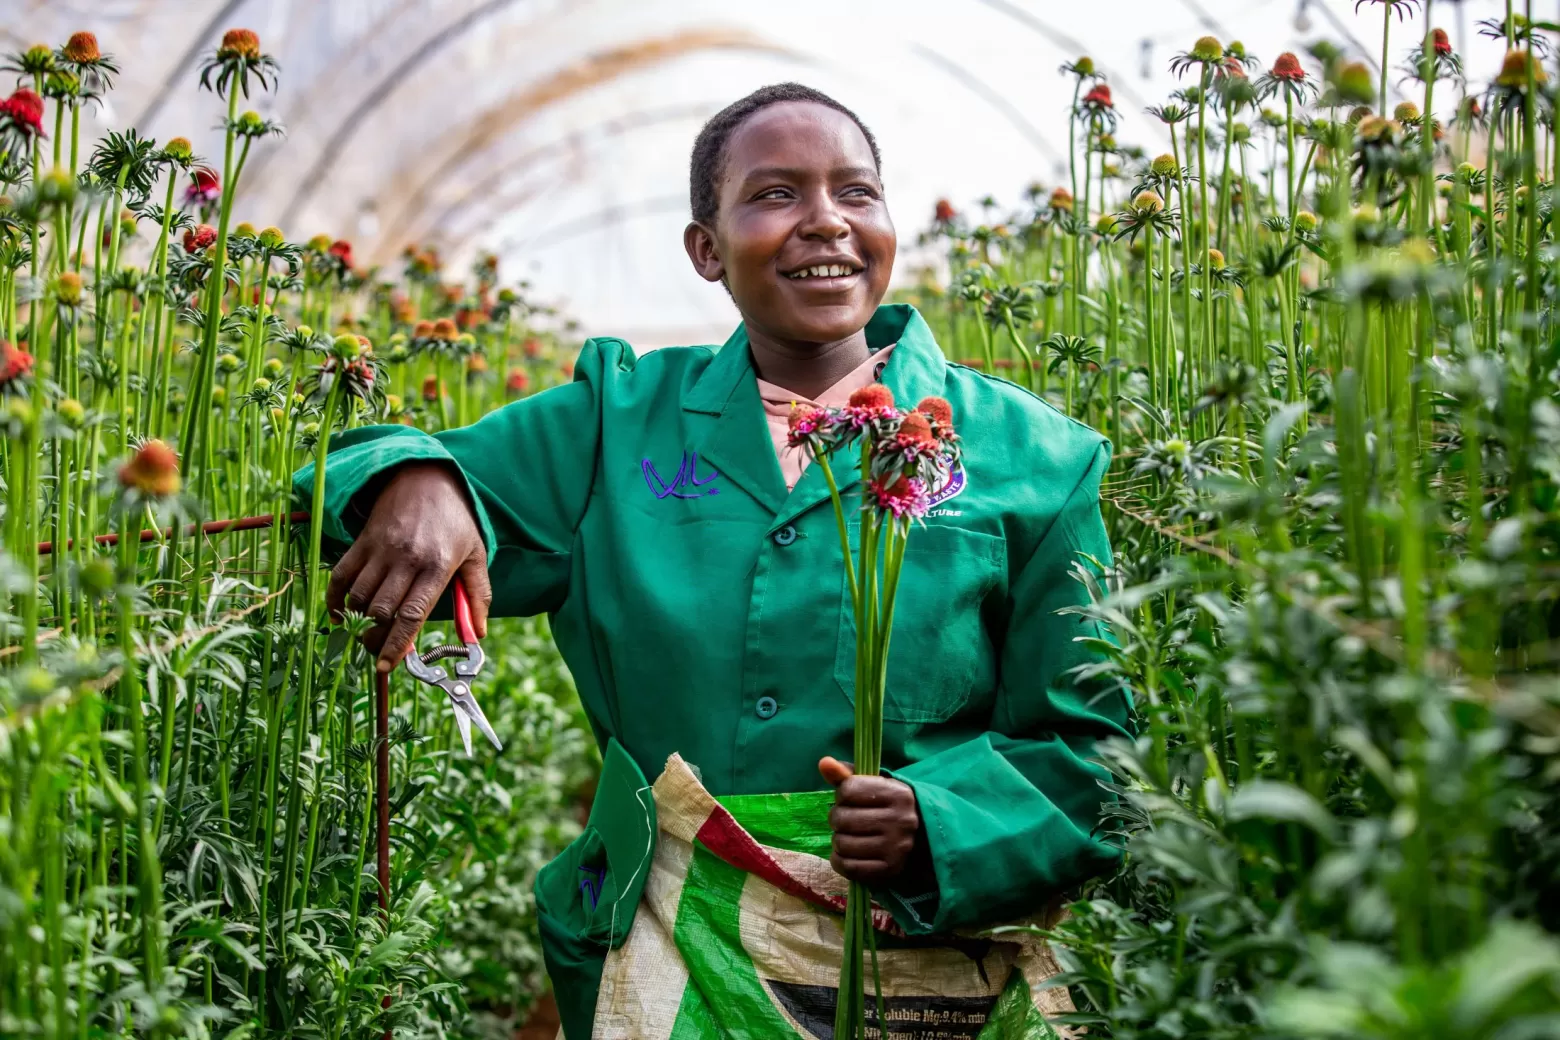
[36,510,310,554]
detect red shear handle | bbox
[452,576,478,644]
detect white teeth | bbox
[788,264,858,279]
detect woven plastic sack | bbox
[587,752,1072,1039]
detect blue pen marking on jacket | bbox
[642,451,720,499]
[579,864,606,909]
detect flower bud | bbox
[257,225,284,249]
[1393,101,1420,123]
[1191,36,1224,63]
[386,393,404,416]
[269,406,286,427]
[1048,187,1074,212]
[388,344,409,363]
[53,271,84,307]
[1206,248,1225,270]
[433,318,459,342]
[183,224,217,252]
[210,386,227,407]
[1334,62,1375,105]
[331,333,362,360]
[421,374,440,401]
[1150,153,1177,177]
[233,221,257,239]
[1294,211,1318,232]
[1074,56,1095,76]
[236,110,265,134]
[218,28,261,61]
[38,168,75,205]
[163,136,193,161]
[300,421,319,438]
[848,384,895,410]
[56,398,84,428]
[1130,190,1165,215]
[456,333,476,348]
[295,324,313,340]
[119,439,181,497]
[79,556,116,597]
[217,352,241,373]
[251,377,271,394]
[934,198,956,222]
[306,233,332,253]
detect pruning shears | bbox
[402,577,503,756]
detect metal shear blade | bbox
[404,639,502,756]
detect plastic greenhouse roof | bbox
[6,0,1520,345]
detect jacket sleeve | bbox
[883,440,1132,935]
[292,342,611,618]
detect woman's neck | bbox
[746,327,872,400]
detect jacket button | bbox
[755,696,779,719]
[773,525,797,546]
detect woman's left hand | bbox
[819,756,928,885]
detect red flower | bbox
[218,28,261,61]
[896,411,936,449]
[523,337,543,358]
[183,224,217,252]
[506,369,530,393]
[421,374,441,401]
[1,340,34,388]
[455,307,484,330]
[62,32,100,63]
[1082,83,1113,109]
[786,403,831,448]
[1271,52,1306,82]
[848,384,895,410]
[934,198,956,223]
[1,89,47,137]
[431,318,458,342]
[119,440,181,497]
[328,239,353,267]
[185,167,220,207]
[1432,28,1452,57]
[412,320,434,339]
[916,396,953,428]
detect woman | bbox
[298,83,1131,1038]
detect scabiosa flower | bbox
[432,317,459,342]
[1,340,33,391]
[119,440,181,498]
[185,167,220,207]
[1432,28,1451,57]
[1081,83,1113,110]
[785,403,833,452]
[1333,61,1376,106]
[412,320,434,340]
[867,476,931,520]
[61,32,99,63]
[1048,187,1074,212]
[506,369,530,394]
[1,88,47,137]
[934,198,956,223]
[327,238,353,267]
[1294,210,1319,232]
[915,396,955,436]
[1191,36,1224,63]
[844,383,896,426]
[1131,190,1165,214]
[183,223,217,252]
[1496,48,1547,90]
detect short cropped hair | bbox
[688,82,882,227]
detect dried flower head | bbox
[62,32,100,63]
[119,440,181,497]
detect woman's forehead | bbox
[724,102,875,174]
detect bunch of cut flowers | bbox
[787,383,962,1039]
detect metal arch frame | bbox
[967,0,1156,115]
[388,102,718,255]
[132,0,249,131]
[909,44,1068,173]
[327,30,796,257]
[241,0,539,214]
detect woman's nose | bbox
[798,191,850,240]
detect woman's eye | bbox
[756,187,792,200]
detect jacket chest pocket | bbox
[834,523,1006,725]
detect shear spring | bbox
[419,644,469,664]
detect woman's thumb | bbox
[818,756,855,786]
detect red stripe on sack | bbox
[693,810,901,933]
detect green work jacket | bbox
[296,302,1129,965]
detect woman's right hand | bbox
[325,462,492,672]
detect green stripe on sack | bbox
[716,791,835,857]
[669,842,801,1039]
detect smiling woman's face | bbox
[685,101,896,350]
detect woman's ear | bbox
[683,221,725,283]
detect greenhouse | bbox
[1,0,1558,1037]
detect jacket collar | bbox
[683,305,947,523]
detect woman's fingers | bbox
[325,539,369,620]
[375,569,447,673]
[365,565,416,629]
[831,854,894,884]
[343,556,388,615]
[457,552,492,639]
[828,805,906,835]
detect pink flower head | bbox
[1271,52,1305,82]
[868,476,931,520]
[185,167,220,207]
[843,382,897,429]
[786,403,831,447]
[1,89,47,137]
[1082,83,1113,109]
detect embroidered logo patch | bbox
[926,453,966,508]
[642,451,721,500]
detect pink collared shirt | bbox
[755,344,896,490]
